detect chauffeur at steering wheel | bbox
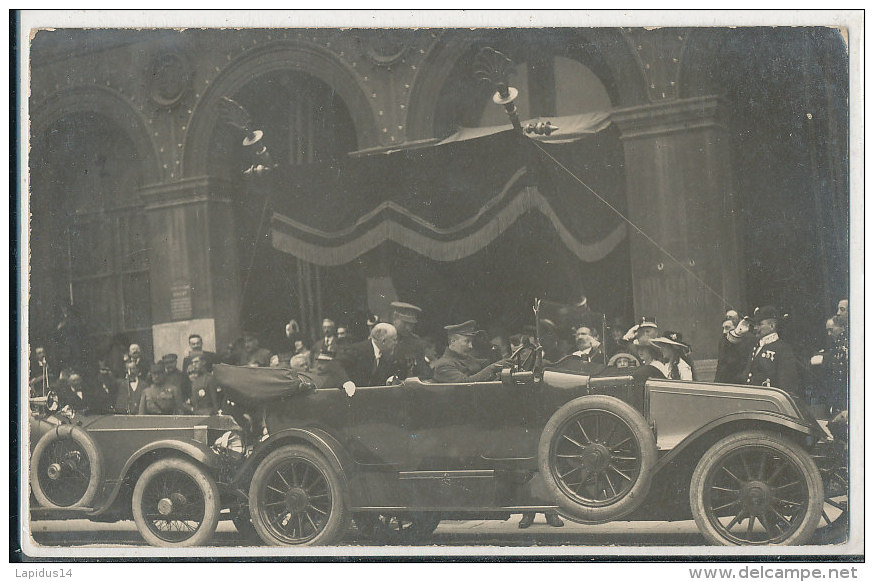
[432,321,512,383]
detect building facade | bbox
[27,27,848,366]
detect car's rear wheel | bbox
[31,425,102,509]
[690,431,824,546]
[249,445,349,546]
[132,457,221,547]
[354,512,441,543]
[538,395,656,523]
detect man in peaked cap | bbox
[391,301,432,380]
[744,305,799,394]
[622,316,659,346]
[432,320,510,383]
[162,353,191,402]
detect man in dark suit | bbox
[312,318,339,361]
[58,371,91,412]
[337,322,399,387]
[89,360,120,414]
[115,357,147,414]
[570,325,606,363]
[390,301,432,379]
[182,333,219,373]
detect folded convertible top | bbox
[213,364,313,403]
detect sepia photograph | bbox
[12,10,863,563]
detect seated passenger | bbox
[650,335,694,380]
[570,325,605,364]
[308,350,351,390]
[139,363,185,415]
[631,344,668,383]
[432,321,510,383]
[188,355,222,415]
[663,331,696,380]
[337,323,400,387]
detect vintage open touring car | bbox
[27,346,848,549]
[213,342,849,548]
[27,396,248,547]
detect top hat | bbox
[391,301,423,324]
[444,320,479,337]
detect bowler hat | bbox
[444,320,479,336]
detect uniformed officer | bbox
[432,321,509,383]
[622,316,659,347]
[390,301,432,379]
[745,305,799,394]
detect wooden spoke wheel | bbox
[691,431,824,546]
[249,445,349,546]
[132,457,221,547]
[538,395,656,523]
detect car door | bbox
[343,384,410,468]
[404,376,537,469]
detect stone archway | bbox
[183,41,377,178]
[28,87,161,367]
[406,28,649,140]
[30,85,161,183]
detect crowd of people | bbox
[29,297,850,422]
[28,296,849,531]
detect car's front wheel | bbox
[538,395,657,523]
[248,445,349,546]
[131,457,221,547]
[690,430,824,546]
[31,425,103,509]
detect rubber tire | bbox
[132,457,221,547]
[690,430,825,546]
[354,512,441,543]
[31,425,103,509]
[538,395,657,524]
[249,445,350,546]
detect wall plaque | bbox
[170,282,193,320]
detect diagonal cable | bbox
[530,139,735,311]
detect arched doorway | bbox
[206,69,360,349]
[430,31,617,138]
[30,110,152,371]
[408,33,634,335]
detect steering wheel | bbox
[509,344,539,372]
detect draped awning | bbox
[268,112,628,266]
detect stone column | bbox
[140,177,242,360]
[611,96,744,361]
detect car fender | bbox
[231,427,352,492]
[84,438,221,516]
[653,411,821,472]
